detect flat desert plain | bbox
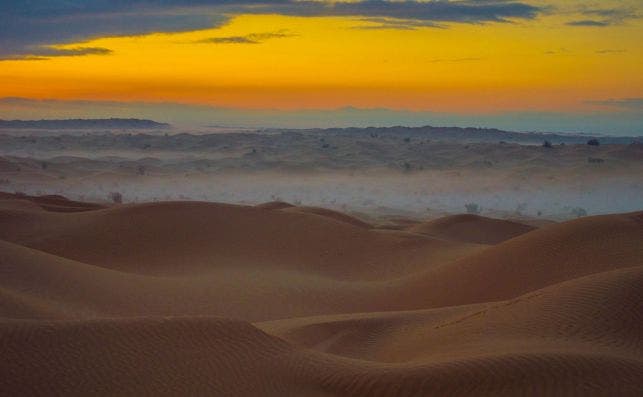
[1,191,642,396]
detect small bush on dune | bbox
[109,192,123,204]
[570,207,588,218]
[587,139,600,146]
[465,203,480,214]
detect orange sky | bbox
[0,1,641,114]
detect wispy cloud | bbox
[567,4,640,27]
[427,57,484,63]
[349,17,442,30]
[543,48,571,55]
[566,20,609,27]
[586,98,643,110]
[0,46,112,61]
[197,31,297,45]
[595,49,627,55]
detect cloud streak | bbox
[3,46,113,60]
[595,49,626,54]
[567,4,640,27]
[566,20,609,27]
[586,98,643,110]
[349,17,442,30]
[197,31,297,44]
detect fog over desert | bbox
[1,125,641,221]
[2,0,643,395]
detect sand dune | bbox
[1,193,641,395]
[280,205,373,228]
[408,213,535,244]
[0,192,105,212]
[2,268,641,396]
[255,200,297,210]
[0,197,482,280]
[260,266,643,362]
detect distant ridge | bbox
[292,125,642,145]
[0,118,170,129]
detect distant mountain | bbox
[0,118,170,130]
[290,125,641,145]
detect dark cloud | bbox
[271,1,540,23]
[198,31,297,44]
[0,1,542,59]
[0,3,231,59]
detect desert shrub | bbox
[109,192,123,204]
[587,139,600,146]
[570,207,588,218]
[542,140,553,148]
[465,203,480,214]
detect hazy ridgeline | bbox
[1,127,641,220]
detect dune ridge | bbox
[408,213,536,244]
[0,193,641,396]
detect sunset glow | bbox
[0,1,642,130]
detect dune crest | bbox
[408,213,536,244]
